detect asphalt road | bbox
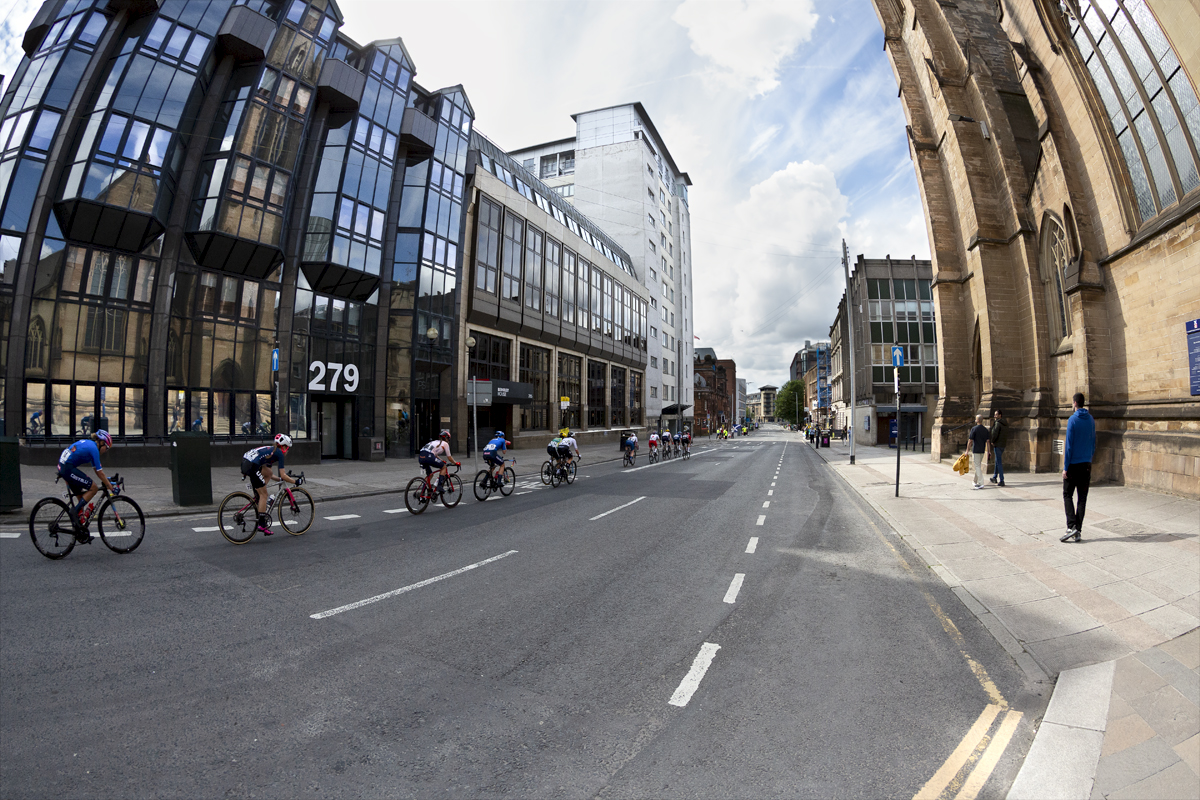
[1,433,1044,798]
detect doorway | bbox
[311,396,356,459]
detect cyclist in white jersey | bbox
[624,431,638,457]
[556,432,581,467]
[419,429,459,492]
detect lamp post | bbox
[466,335,478,470]
[424,325,438,451]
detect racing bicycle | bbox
[405,463,463,513]
[648,445,659,464]
[218,471,314,544]
[29,474,145,559]
[474,458,516,501]
[622,447,636,467]
[549,456,578,487]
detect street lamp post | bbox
[466,335,478,470]
[424,325,438,452]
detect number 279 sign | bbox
[309,361,361,393]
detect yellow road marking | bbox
[954,709,1023,800]
[914,704,1002,800]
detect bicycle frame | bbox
[61,475,126,531]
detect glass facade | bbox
[867,277,938,385]
[0,0,472,458]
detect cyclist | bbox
[419,429,460,494]
[546,432,566,467]
[682,426,692,455]
[482,430,511,486]
[624,430,638,461]
[557,430,581,472]
[242,434,300,536]
[671,430,682,457]
[57,430,118,539]
[648,430,659,456]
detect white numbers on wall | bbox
[309,360,361,393]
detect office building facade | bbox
[509,103,695,433]
[456,131,648,449]
[1,0,473,462]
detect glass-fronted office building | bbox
[0,0,473,460]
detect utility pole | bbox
[842,239,856,465]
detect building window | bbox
[524,226,543,311]
[610,366,626,426]
[587,359,606,427]
[468,330,511,381]
[558,352,581,429]
[501,210,523,302]
[1040,214,1073,343]
[1061,0,1200,223]
[519,343,550,430]
[545,238,561,318]
[629,371,643,426]
[474,195,500,294]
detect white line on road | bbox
[768,490,773,496]
[746,537,758,553]
[192,526,220,532]
[756,515,766,526]
[1,532,22,538]
[382,508,408,514]
[311,550,519,619]
[589,496,647,521]
[771,482,776,487]
[762,501,770,508]
[669,643,721,707]
[723,573,745,604]
[516,491,532,495]
[325,514,361,521]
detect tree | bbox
[774,380,805,426]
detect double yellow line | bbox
[915,703,1024,800]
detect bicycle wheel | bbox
[279,487,315,535]
[441,474,463,508]
[405,477,430,514]
[218,491,257,544]
[541,461,553,485]
[29,497,76,559]
[97,496,145,553]
[500,467,515,496]
[566,461,577,485]
[473,470,492,501]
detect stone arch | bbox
[1038,211,1072,345]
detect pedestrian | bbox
[965,414,990,489]
[988,409,1007,487]
[1061,392,1096,543]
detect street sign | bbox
[890,419,898,438]
[271,348,279,372]
[894,370,900,394]
[891,345,904,367]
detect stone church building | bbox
[871,0,1200,496]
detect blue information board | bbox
[1188,319,1200,396]
[889,419,898,438]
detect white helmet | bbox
[274,433,293,449]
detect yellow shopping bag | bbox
[952,452,970,475]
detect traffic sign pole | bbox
[892,346,904,497]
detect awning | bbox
[875,405,928,413]
[489,379,535,406]
[660,403,693,415]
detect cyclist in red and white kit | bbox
[419,429,459,493]
[648,431,659,453]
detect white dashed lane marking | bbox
[325,514,361,521]
[668,643,721,707]
[723,573,745,604]
[746,537,758,553]
[762,501,770,508]
[756,515,766,526]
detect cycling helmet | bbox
[274,433,293,449]
[495,430,506,438]
[94,430,113,447]
[439,428,451,440]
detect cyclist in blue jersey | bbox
[242,433,301,536]
[57,431,118,536]
[482,430,511,486]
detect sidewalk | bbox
[4,439,633,520]
[812,438,1199,799]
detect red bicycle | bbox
[404,463,463,513]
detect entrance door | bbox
[311,396,356,459]
[415,398,439,452]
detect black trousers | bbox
[1063,462,1091,531]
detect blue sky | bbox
[1,0,930,390]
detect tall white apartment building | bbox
[511,103,694,431]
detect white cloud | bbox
[1,0,42,84]
[672,0,819,96]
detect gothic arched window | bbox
[1040,215,1073,343]
[1059,0,1200,223]
[25,317,45,372]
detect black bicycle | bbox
[474,458,516,501]
[550,456,578,488]
[29,474,145,559]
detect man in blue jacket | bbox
[1061,392,1096,543]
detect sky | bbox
[0,0,931,392]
